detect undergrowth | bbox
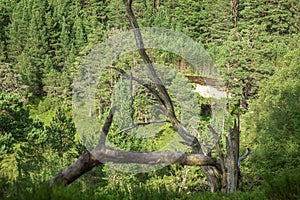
[1,168,299,200]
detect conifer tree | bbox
[46,107,77,162]
[0,92,33,154]
[6,0,30,63]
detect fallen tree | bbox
[49,0,251,192]
[49,107,221,185]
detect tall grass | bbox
[1,168,299,200]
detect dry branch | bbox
[122,0,221,191]
[49,107,220,186]
[91,147,219,167]
[238,147,252,168]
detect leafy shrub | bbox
[262,168,300,200]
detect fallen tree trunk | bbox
[49,151,101,185]
[49,149,220,186]
[49,108,220,186]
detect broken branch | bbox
[238,147,252,168]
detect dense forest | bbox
[0,0,299,199]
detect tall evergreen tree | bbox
[45,107,77,161]
[6,0,30,63]
[23,9,48,95]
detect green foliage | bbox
[0,92,47,181]
[43,69,72,107]
[18,106,84,182]
[262,167,300,200]
[0,63,24,97]
[45,107,77,162]
[243,46,300,173]
[0,153,18,182]
[6,173,299,200]
[0,92,32,154]
[16,120,48,178]
[1,0,108,100]
[0,92,82,182]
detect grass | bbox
[2,168,299,200]
[0,168,300,200]
[0,179,251,200]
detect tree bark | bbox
[122,0,221,191]
[49,108,220,186]
[49,148,220,186]
[49,151,101,185]
[224,119,240,192]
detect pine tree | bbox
[0,92,33,154]
[6,0,30,63]
[23,7,48,95]
[0,4,7,62]
[72,17,86,54]
[45,107,77,162]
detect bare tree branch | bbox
[114,3,204,155]
[49,107,220,186]
[107,66,164,104]
[238,147,252,168]
[208,125,225,168]
[122,0,222,192]
[123,0,179,124]
[49,151,101,186]
[91,147,220,168]
[49,106,117,186]
[99,107,116,146]
[108,65,203,153]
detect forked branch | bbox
[122,0,205,154]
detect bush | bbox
[262,168,300,200]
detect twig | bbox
[106,66,164,105]
[238,147,252,168]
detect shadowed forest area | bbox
[0,0,299,199]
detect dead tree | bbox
[49,0,251,192]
